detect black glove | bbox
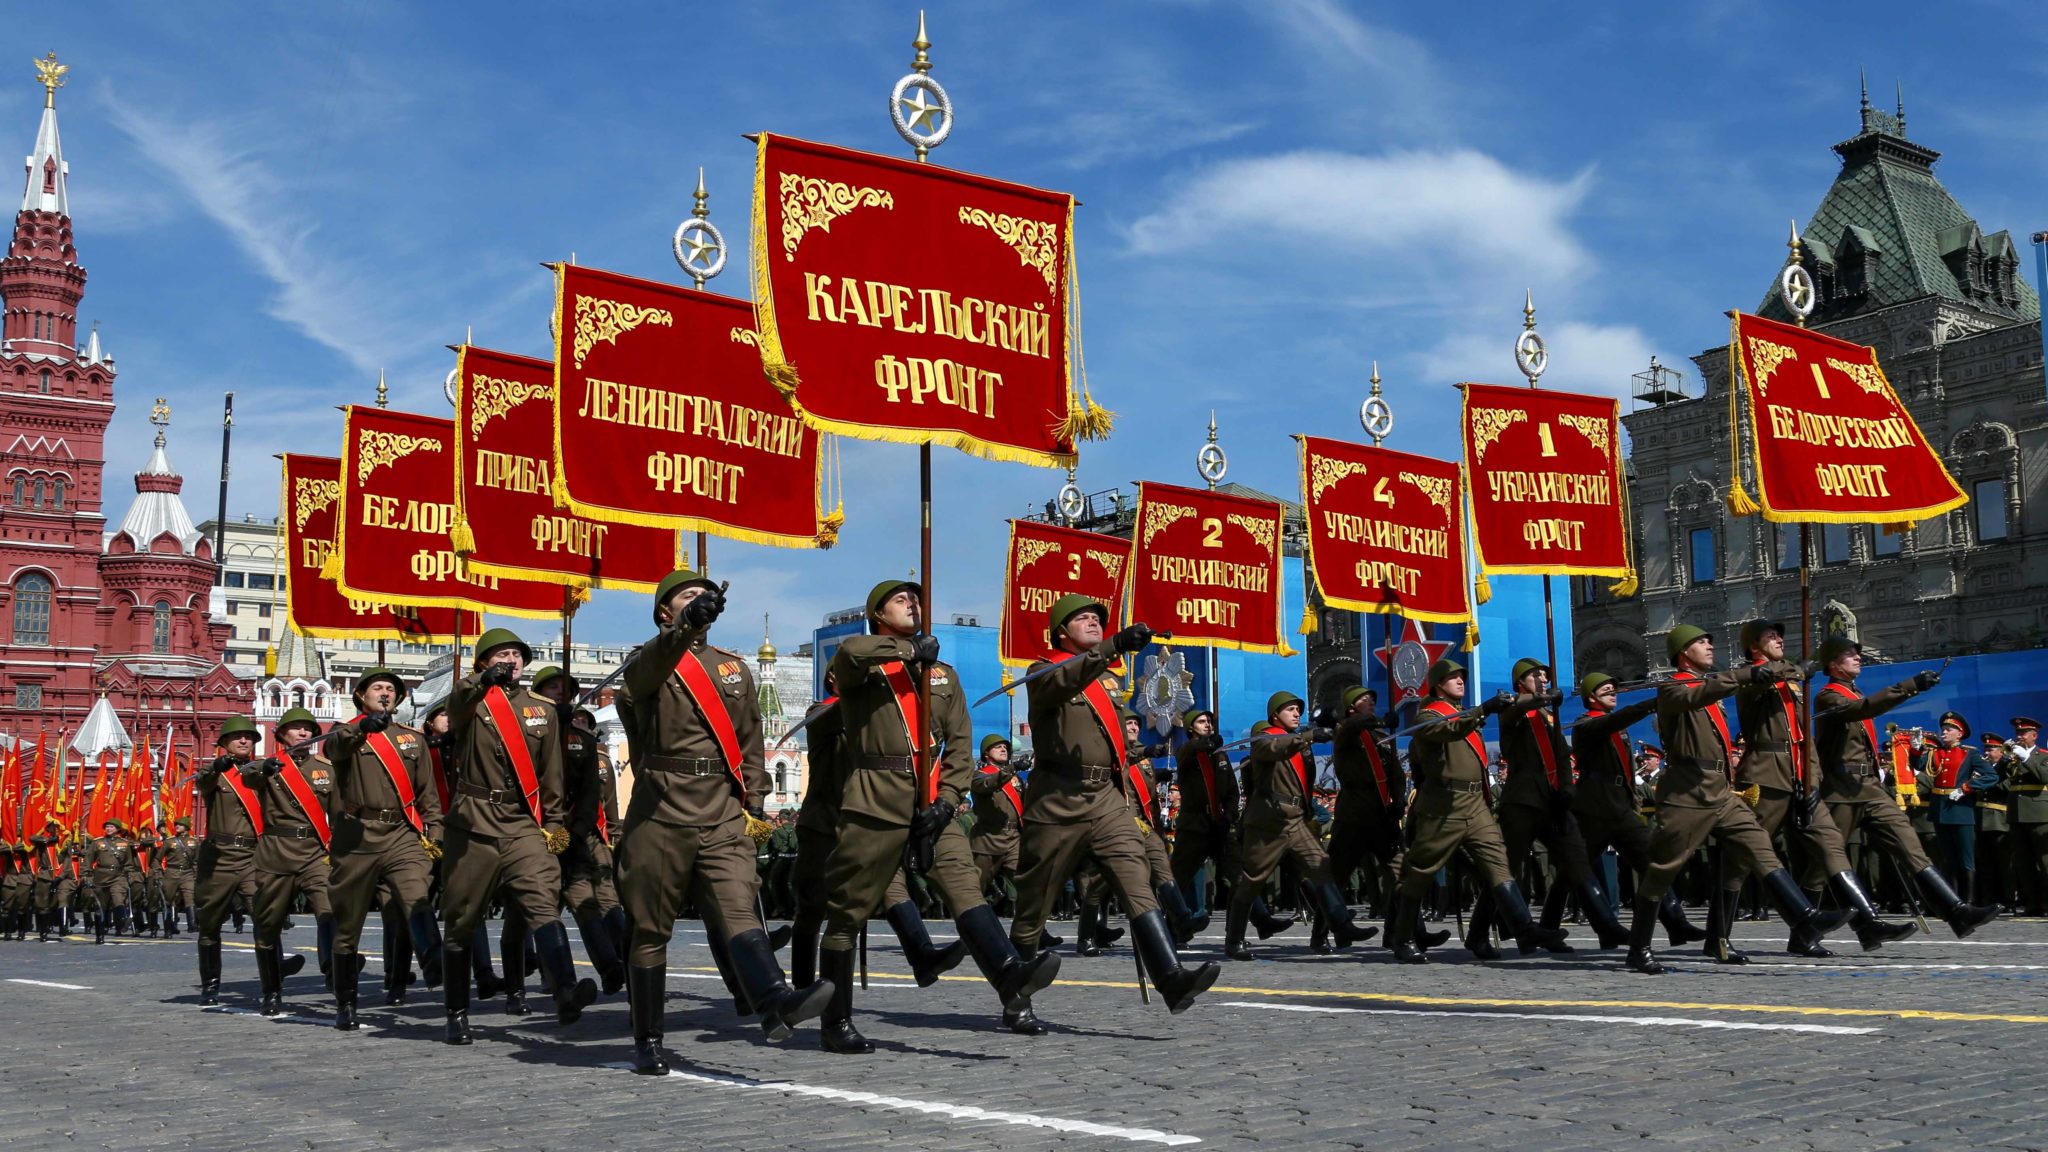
[745,805,769,824]
[909,633,942,666]
[1306,726,1334,743]
[1194,733,1223,753]
[1359,714,1389,732]
[357,711,391,734]
[1480,691,1515,717]
[903,833,934,877]
[1746,664,1783,686]
[1540,690,1566,709]
[994,764,1018,785]
[426,731,453,751]
[1912,670,1941,692]
[910,798,956,840]
[1142,743,1170,760]
[208,755,236,775]
[478,663,517,689]
[1112,623,1154,654]
[682,585,725,629]
[239,758,277,782]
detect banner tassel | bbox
[816,505,845,549]
[1607,568,1640,598]
[1725,480,1760,517]
[1000,666,1014,688]
[1463,622,1480,652]
[1474,571,1493,605]
[1299,601,1319,636]
[450,517,477,556]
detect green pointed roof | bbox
[1761,95,2038,325]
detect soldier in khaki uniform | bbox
[818,579,1059,1053]
[1006,594,1219,1020]
[1170,709,1296,943]
[616,572,830,1074]
[2,843,30,939]
[788,687,844,989]
[439,628,597,1045]
[1115,709,1208,946]
[1328,687,1450,949]
[1564,675,1703,947]
[1724,621,1912,961]
[195,716,267,1004]
[160,817,197,937]
[86,818,138,944]
[30,822,64,941]
[970,734,1023,897]
[1386,659,1568,963]
[1226,691,1375,959]
[1977,734,2014,912]
[1625,625,1852,974]
[238,708,331,1015]
[561,699,627,995]
[322,669,445,1031]
[1813,636,1996,939]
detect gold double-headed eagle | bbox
[34,53,67,106]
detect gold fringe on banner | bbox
[1057,212,1113,443]
[1000,666,1014,688]
[1463,622,1480,651]
[1725,330,1760,516]
[1474,571,1492,605]
[1299,601,1319,635]
[450,517,476,556]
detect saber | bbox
[574,641,648,709]
[773,699,839,752]
[968,632,1174,709]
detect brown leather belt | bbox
[1043,763,1118,786]
[206,834,256,848]
[641,755,727,777]
[1669,755,1729,773]
[1428,781,1487,795]
[858,754,917,773]
[345,804,410,825]
[275,826,320,841]
[1749,741,1791,752]
[457,779,525,806]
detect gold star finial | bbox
[34,53,66,109]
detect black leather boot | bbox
[1706,887,1749,964]
[602,906,628,965]
[1076,902,1103,957]
[501,924,530,1016]
[441,946,469,1044]
[316,915,334,989]
[1249,896,1296,939]
[93,910,105,945]
[1831,871,1916,951]
[1787,887,1839,957]
[256,944,283,1016]
[1915,866,1999,938]
[1388,894,1428,965]
[408,909,446,989]
[886,900,968,987]
[1494,883,1571,955]
[1156,882,1209,946]
[469,923,503,999]
[1002,942,1047,1037]
[731,927,831,1041]
[790,912,821,989]
[1462,894,1501,960]
[571,906,624,995]
[1625,897,1664,974]
[1762,868,1852,941]
[958,905,1060,1011]
[817,947,871,1054]
[534,921,598,1026]
[1577,879,1631,949]
[629,964,671,1074]
[279,948,305,979]
[1315,881,1378,948]
[705,924,750,1016]
[334,949,361,1032]
[1658,891,1707,947]
[1223,885,1256,961]
[1132,909,1219,1015]
[198,939,221,1004]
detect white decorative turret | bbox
[109,398,206,555]
[21,53,67,215]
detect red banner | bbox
[1461,382,1633,585]
[550,264,834,548]
[328,407,563,619]
[1126,482,1288,655]
[1297,436,1471,624]
[1728,311,1966,524]
[453,343,681,590]
[282,454,467,643]
[749,133,1107,468]
[998,520,1132,668]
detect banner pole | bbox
[1515,292,1560,684]
[1197,412,1227,719]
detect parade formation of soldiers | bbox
[5,585,2038,1073]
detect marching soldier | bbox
[816,578,1059,1052]
[970,734,1023,900]
[1385,659,1568,963]
[1476,657,1628,955]
[86,818,137,944]
[1170,708,1295,946]
[1914,711,1998,905]
[1812,637,1996,938]
[30,822,63,941]
[422,702,505,1002]
[195,717,267,1003]
[439,629,597,1045]
[1328,687,1450,949]
[615,572,830,1074]
[1726,620,1912,960]
[1227,690,1376,960]
[1006,594,1219,1019]
[787,680,844,990]
[1120,709,1207,945]
[1565,675,1704,948]
[160,818,197,938]
[1625,625,1852,974]
[2007,718,2047,915]
[1,842,28,939]
[52,833,85,937]
[322,669,446,1031]
[562,704,627,994]
[237,707,330,1015]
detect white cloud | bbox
[1419,320,1667,399]
[1126,149,1596,283]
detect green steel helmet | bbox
[173,817,191,830]
[276,707,321,736]
[1182,707,1215,730]
[1666,624,1712,662]
[865,578,922,618]
[979,734,1011,758]
[652,569,717,624]
[1510,657,1550,686]
[573,707,597,729]
[1814,635,1863,669]
[423,700,448,723]
[472,627,533,667]
[1737,619,1785,656]
[1047,593,1110,640]
[103,818,123,833]
[352,667,409,704]
[1341,685,1374,711]
[1580,672,1615,700]
[530,665,566,693]
[1266,690,1305,719]
[217,716,260,745]
[1426,658,1467,688]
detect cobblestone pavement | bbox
[5,913,2048,1151]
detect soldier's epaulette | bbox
[707,643,746,662]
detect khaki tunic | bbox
[1396,696,1512,894]
[1732,661,1851,887]
[1815,676,1934,872]
[440,673,571,943]
[194,756,264,946]
[1169,739,1243,899]
[561,734,621,915]
[326,719,441,956]
[251,754,335,944]
[1636,671,1783,901]
[1238,724,1332,886]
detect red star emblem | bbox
[1372,617,1453,706]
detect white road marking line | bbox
[1728,936,2048,947]
[608,1063,1198,1145]
[7,978,89,990]
[1217,1001,1879,1035]
[1679,961,2048,972]
[664,972,920,989]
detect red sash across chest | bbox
[1261,724,1309,798]
[1750,658,1808,782]
[1357,730,1391,805]
[1421,699,1489,766]
[1195,750,1224,819]
[979,763,1024,827]
[1522,709,1568,788]
[275,753,331,850]
[878,660,941,808]
[480,687,546,826]
[1586,709,1632,781]
[363,732,424,833]
[1044,650,1129,779]
[220,762,265,836]
[670,648,750,802]
[1669,671,1735,773]
[1821,683,1881,768]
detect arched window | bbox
[50,477,63,509]
[29,478,42,509]
[152,600,171,654]
[9,477,21,508]
[12,573,52,644]
[38,369,50,394]
[291,686,306,709]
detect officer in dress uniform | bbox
[1005,594,1219,1020]
[2007,718,2048,914]
[237,707,330,1016]
[1979,734,2015,912]
[1915,711,1998,905]
[1385,659,1568,963]
[1564,675,1705,948]
[1624,625,1852,974]
[439,629,597,1045]
[1812,636,1997,939]
[615,572,830,1074]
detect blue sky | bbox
[20,0,2048,653]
